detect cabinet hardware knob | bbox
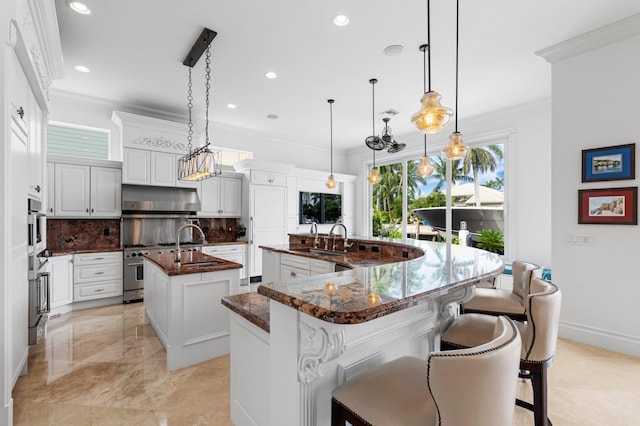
[91,208,94,213]
[17,107,24,119]
[94,288,104,292]
[94,271,104,275]
[50,208,53,213]
[86,208,89,212]
[35,185,41,192]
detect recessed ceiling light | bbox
[74,65,90,73]
[333,15,350,27]
[383,45,405,57]
[226,104,237,109]
[68,1,91,15]
[265,72,278,79]
[266,114,279,120]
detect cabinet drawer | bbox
[202,245,245,255]
[74,263,123,284]
[281,253,310,269]
[310,259,334,274]
[74,280,123,301]
[74,251,122,265]
[280,265,310,281]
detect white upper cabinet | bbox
[113,111,199,188]
[122,148,150,185]
[250,170,288,187]
[51,159,121,218]
[199,176,242,217]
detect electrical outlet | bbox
[567,234,597,246]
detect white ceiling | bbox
[52,0,640,151]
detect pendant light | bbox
[416,44,435,177]
[178,28,222,181]
[326,99,336,189]
[442,0,469,160]
[411,0,453,135]
[366,78,382,185]
[367,150,382,185]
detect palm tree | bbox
[429,156,471,193]
[461,145,503,207]
[484,177,504,190]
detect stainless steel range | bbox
[121,184,203,303]
[123,242,202,302]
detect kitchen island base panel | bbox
[144,259,240,371]
[230,312,270,426]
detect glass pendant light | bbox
[411,0,452,135]
[442,0,469,160]
[368,150,382,185]
[178,28,221,181]
[326,99,336,189]
[416,41,434,177]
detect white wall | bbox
[49,91,350,173]
[346,99,552,269]
[544,20,640,356]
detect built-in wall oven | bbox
[28,197,45,254]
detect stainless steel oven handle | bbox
[127,263,143,267]
[38,272,51,315]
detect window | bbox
[47,122,110,159]
[369,139,506,255]
[299,192,342,224]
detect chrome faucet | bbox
[175,223,207,262]
[329,223,352,253]
[310,222,320,248]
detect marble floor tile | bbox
[12,303,640,425]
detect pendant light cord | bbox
[204,45,211,146]
[187,67,193,151]
[427,0,432,92]
[454,0,459,133]
[371,79,376,136]
[329,99,334,175]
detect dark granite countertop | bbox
[44,247,122,257]
[221,293,270,333]
[257,239,503,325]
[143,252,242,276]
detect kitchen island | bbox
[222,237,503,426]
[143,251,242,371]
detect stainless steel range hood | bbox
[122,184,201,214]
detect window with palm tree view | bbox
[371,142,505,255]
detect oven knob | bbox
[131,253,137,257]
[137,252,144,257]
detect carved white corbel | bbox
[297,319,346,385]
[437,285,476,334]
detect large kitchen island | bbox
[143,251,242,371]
[222,236,503,426]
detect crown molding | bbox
[536,13,640,64]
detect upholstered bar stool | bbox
[442,278,562,426]
[462,260,539,321]
[331,316,521,426]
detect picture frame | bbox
[578,187,637,225]
[582,143,635,182]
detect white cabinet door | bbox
[199,176,242,217]
[55,163,91,217]
[122,148,150,185]
[49,255,73,309]
[221,177,242,217]
[26,87,44,200]
[249,185,287,277]
[90,167,121,217]
[199,178,222,215]
[261,250,280,283]
[46,162,55,215]
[150,151,175,186]
[250,170,287,187]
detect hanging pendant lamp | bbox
[415,44,435,177]
[442,0,469,160]
[411,0,453,135]
[367,150,382,185]
[365,78,383,185]
[326,99,336,189]
[178,28,222,181]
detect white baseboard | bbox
[559,320,640,357]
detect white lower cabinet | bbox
[279,253,334,281]
[48,255,73,310]
[201,244,246,280]
[73,252,123,301]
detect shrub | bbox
[476,229,504,254]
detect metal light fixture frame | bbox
[178,28,222,181]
